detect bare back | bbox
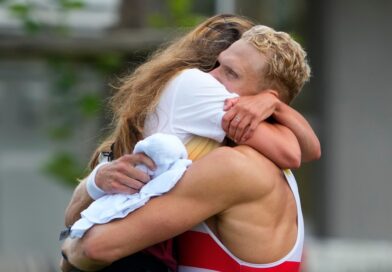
[207,145,299,264]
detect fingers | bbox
[113,155,152,184]
[228,114,239,140]
[234,115,252,142]
[229,115,252,143]
[110,173,142,194]
[240,127,251,143]
[101,167,147,194]
[121,162,150,184]
[224,97,239,111]
[95,153,157,195]
[223,94,277,143]
[240,117,260,142]
[119,162,148,185]
[222,109,237,132]
[121,153,156,171]
[117,153,156,183]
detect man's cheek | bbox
[225,84,239,94]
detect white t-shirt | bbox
[144,68,238,143]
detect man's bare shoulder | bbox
[234,145,282,188]
[193,145,281,200]
[205,145,275,163]
[233,145,280,167]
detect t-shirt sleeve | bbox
[172,69,238,143]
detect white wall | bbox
[323,0,392,240]
[0,0,120,32]
[0,59,103,270]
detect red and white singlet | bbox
[177,170,304,272]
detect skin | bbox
[62,146,298,271]
[212,39,320,161]
[223,91,279,142]
[60,38,314,271]
[209,39,268,96]
[64,154,156,227]
[63,39,321,228]
[224,94,321,162]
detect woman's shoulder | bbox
[168,68,237,103]
[176,68,222,87]
[179,68,209,77]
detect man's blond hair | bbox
[241,25,311,103]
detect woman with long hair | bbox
[62,14,320,272]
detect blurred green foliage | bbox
[94,54,124,74]
[9,2,40,34]
[43,152,87,187]
[79,94,102,117]
[0,0,109,186]
[43,56,110,186]
[60,0,85,10]
[4,0,85,34]
[148,0,205,28]
[0,0,204,187]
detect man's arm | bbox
[61,146,271,271]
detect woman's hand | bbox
[222,91,280,143]
[96,153,156,195]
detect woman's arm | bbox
[170,74,301,169]
[64,179,93,227]
[223,92,321,166]
[273,102,321,162]
[239,121,301,169]
[222,92,301,168]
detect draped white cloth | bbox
[70,133,192,238]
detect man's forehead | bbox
[222,40,245,57]
[222,40,267,74]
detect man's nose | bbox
[209,68,221,83]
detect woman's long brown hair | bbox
[89,14,255,169]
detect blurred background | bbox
[0,0,391,271]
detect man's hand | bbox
[60,257,71,272]
[96,153,156,195]
[222,91,280,143]
[61,237,109,271]
[60,256,81,272]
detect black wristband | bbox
[59,227,71,241]
[61,250,69,261]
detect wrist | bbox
[272,99,283,116]
[86,162,109,200]
[262,91,280,110]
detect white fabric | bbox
[85,161,109,200]
[70,133,192,238]
[281,169,304,262]
[144,68,238,142]
[72,69,236,237]
[85,68,235,201]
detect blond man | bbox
[61,25,318,272]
